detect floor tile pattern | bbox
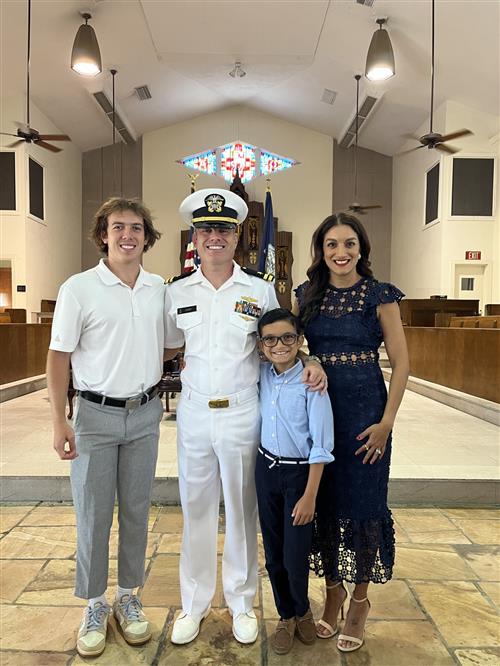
[0,505,498,665]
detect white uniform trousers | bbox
[177,386,260,616]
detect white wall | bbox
[392,101,499,306]
[439,102,499,308]
[0,96,27,309]
[0,95,82,316]
[142,105,333,286]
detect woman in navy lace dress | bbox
[294,213,409,653]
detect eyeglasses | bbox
[260,333,300,348]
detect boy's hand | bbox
[301,362,327,394]
[291,494,315,526]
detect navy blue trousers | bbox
[255,449,312,619]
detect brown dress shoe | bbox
[272,617,296,654]
[295,608,316,645]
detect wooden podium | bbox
[180,179,294,309]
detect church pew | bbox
[450,316,498,329]
[403,327,500,403]
[0,324,51,384]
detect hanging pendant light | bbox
[365,18,395,81]
[71,12,102,76]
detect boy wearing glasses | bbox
[256,308,334,655]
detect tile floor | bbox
[0,504,499,665]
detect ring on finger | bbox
[375,448,382,455]
[364,444,369,452]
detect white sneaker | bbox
[76,602,111,657]
[113,594,152,645]
[171,607,210,645]
[232,610,258,644]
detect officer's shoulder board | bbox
[165,272,192,285]
[241,267,275,282]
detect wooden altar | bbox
[179,178,294,309]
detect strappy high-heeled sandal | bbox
[337,595,371,652]
[316,581,347,639]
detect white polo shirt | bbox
[50,259,165,398]
[164,262,279,396]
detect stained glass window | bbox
[179,149,217,175]
[260,150,296,176]
[220,142,256,183]
[178,143,296,183]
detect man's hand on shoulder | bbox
[53,421,78,460]
[301,356,328,394]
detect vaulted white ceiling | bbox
[1,0,498,155]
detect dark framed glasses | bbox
[260,333,300,348]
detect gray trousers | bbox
[71,395,162,599]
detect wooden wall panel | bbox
[0,324,51,384]
[404,327,500,403]
[81,138,143,271]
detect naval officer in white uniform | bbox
[164,188,326,646]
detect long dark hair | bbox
[300,213,373,325]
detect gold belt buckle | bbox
[208,399,230,409]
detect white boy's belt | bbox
[258,446,309,466]
[183,385,258,408]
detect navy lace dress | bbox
[296,277,404,584]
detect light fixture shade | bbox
[365,25,395,81]
[71,23,102,76]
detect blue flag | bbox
[258,190,275,275]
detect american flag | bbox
[183,176,200,272]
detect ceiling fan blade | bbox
[5,139,26,149]
[36,140,61,153]
[396,144,425,156]
[435,143,458,155]
[439,129,473,143]
[360,205,383,210]
[38,134,71,141]
[0,132,20,137]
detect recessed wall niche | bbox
[425,161,439,225]
[451,157,494,217]
[0,152,16,211]
[29,156,44,221]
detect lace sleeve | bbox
[293,281,309,308]
[370,282,405,306]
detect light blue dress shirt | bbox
[259,360,334,464]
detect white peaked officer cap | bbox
[179,188,248,229]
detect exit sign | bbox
[465,251,481,260]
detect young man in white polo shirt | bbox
[47,197,164,658]
[164,189,327,646]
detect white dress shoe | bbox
[171,607,210,645]
[232,610,258,644]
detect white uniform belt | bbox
[182,385,258,408]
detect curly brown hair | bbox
[300,213,373,325]
[90,197,162,254]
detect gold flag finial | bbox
[188,172,200,193]
[266,177,271,193]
